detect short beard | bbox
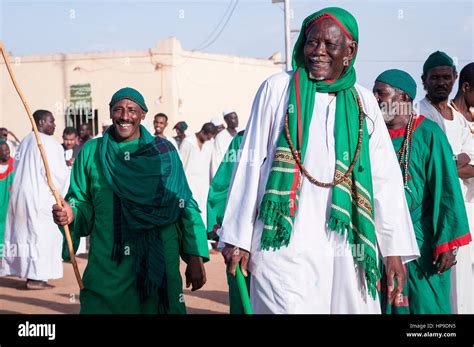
[309,72,326,81]
[427,93,449,104]
[382,111,396,123]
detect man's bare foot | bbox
[25,279,55,290]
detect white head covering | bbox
[222,108,236,117]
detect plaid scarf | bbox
[258,7,380,298]
[100,125,193,303]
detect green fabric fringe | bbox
[259,199,291,251]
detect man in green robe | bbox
[206,130,250,314]
[373,69,471,313]
[0,140,14,256]
[52,87,209,314]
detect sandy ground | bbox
[0,252,229,314]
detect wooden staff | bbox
[0,41,84,289]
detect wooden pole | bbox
[0,41,84,289]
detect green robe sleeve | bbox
[179,198,210,263]
[206,132,244,236]
[61,141,96,261]
[427,125,471,256]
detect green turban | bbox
[293,7,359,70]
[375,69,417,100]
[109,87,148,112]
[423,51,456,75]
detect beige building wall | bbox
[0,37,282,143]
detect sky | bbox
[0,0,473,100]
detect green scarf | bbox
[258,7,380,299]
[100,125,193,302]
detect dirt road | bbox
[0,253,229,314]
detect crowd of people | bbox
[0,6,472,314]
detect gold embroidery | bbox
[274,151,296,165]
[334,169,373,215]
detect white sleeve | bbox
[219,80,274,251]
[210,141,220,180]
[460,118,474,161]
[179,140,192,172]
[366,98,420,264]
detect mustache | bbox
[308,56,331,63]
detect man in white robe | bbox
[419,52,474,314]
[1,110,69,289]
[210,110,239,179]
[153,112,179,151]
[451,63,474,302]
[180,122,217,227]
[219,7,419,314]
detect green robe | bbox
[207,131,244,238]
[382,116,471,314]
[206,131,251,314]
[0,157,14,252]
[64,137,209,314]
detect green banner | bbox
[70,84,92,111]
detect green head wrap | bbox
[376,69,417,100]
[292,6,358,86]
[109,87,148,112]
[423,51,456,75]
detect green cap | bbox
[375,69,417,100]
[109,87,148,112]
[423,51,456,74]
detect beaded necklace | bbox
[284,90,365,188]
[396,114,415,194]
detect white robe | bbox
[466,121,474,311]
[219,71,420,314]
[210,129,235,179]
[420,97,474,314]
[1,132,69,281]
[180,134,213,227]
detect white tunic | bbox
[420,97,474,314]
[466,121,474,311]
[219,71,420,313]
[1,132,69,281]
[210,129,235,179]
[180,134,213,227]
